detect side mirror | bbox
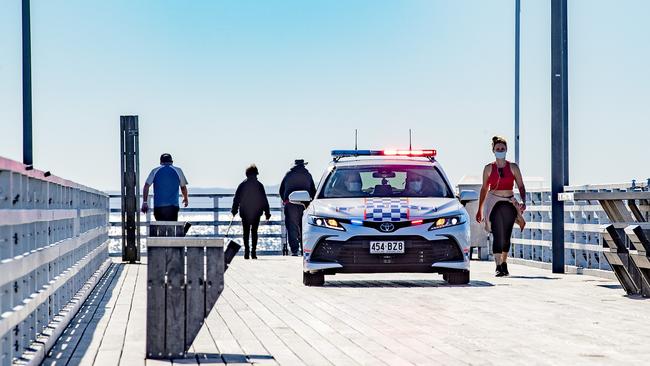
[289,190,312,205]
[458,190,479,205]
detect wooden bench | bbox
[146,222,225,359]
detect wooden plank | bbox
[147,237,224,248]
[93,262,140,366]
[120,262,148,366]
[205,247,224,313]
[185,247,205,350]
[166,247,186,358]
[147,247,167,359]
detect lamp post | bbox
[22,0,33,166]
[551,0,569,273]
[514,0,521,166]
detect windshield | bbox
[319,165,453,198]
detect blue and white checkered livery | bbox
[365,198,409,222]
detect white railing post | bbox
[213,196,219,237]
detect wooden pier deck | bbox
[42,257,650,366]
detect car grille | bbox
[310,236,463,272]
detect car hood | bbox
[309,197,463,220]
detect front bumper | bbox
[304,234,470,276]
[302,216,471,274]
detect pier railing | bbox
[108,193,286,254]
[0,157,110,365]
[511,182,649,273]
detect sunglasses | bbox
[498,167,504,178]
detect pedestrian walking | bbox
[476,136,526,277]
[279,159,316,256]
[141,153,189,221]
[231,165,271,259]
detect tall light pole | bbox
[22,0,33,166]
[514,0,521,165]
[551,0,569,274]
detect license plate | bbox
[369,241,405,254]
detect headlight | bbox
[428,215,464,230]
[308,216,345,231]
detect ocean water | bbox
[108,193,285,253]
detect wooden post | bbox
[120,116,140,263]
[206,246,225,312]
[184,247,204,350]
[165,247,185,357]
[145,246,166,358]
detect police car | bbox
[288,149,478,286]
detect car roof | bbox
[331,157,438,168]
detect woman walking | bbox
[476,136,526,277]
[232,165,272,259]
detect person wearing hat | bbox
[279,159,316,256]
[231,164,272,259]
[141,153,189,221]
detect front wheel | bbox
[445,271,470,285]
[303,271,325,286]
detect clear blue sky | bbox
[1,0,649,191]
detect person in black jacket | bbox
[232,165,271,259]
[279,159,316,256]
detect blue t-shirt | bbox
[145,164,188,207]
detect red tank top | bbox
[487,161,515,191]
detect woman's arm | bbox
[260,183,271,219]
[231,184,242,216]
[511,163,527,211]
[476,165,490,223]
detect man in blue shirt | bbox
[141,153,189,221]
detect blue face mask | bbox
[494,151,507,159]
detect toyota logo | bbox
[379,222,395,232]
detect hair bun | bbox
[491,135,508,148]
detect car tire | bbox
[303,271,325,286]
[445,271,470,285]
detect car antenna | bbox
[354,129,358,151]
[409,129,412,150]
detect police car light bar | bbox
[331,149,437,158]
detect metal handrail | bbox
[108,192,287,252]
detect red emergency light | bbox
[381,149,437,157]
[331,149,437,159]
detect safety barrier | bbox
[0,157,110,365]
[108,193,287,254]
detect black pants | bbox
[242,216,261,253]
[284,203,304,254]
[154,205,179,221]
[490,201,517,253]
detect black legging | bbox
[490,201,517,253]
[242,216,261,252]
